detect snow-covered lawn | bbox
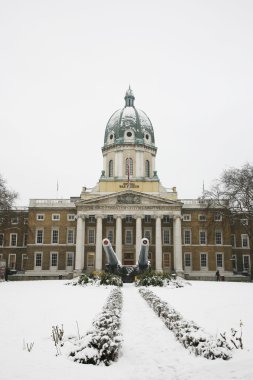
[0,280,252,380]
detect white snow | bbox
[0,280,252,380]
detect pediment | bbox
[76,190,182,210]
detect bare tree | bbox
[0,175,18,210]
[202,163,253,279]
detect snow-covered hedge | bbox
[135,271,185,288]
[71,272,123,287]
[68,287,123,366]
[139,288,234,360]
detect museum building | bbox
[0,88,251,280]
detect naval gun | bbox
[102,237,150,281]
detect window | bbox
[0,217,4,225]
[52,214,60,221]
[50,252,58,269]
[125,229,133,245]
[214,213,222,221]
[24,218,28,225]
[199,230,207,245]
[107,215,114,223]
[183,214,191,221]
[163,216,170,224]
[125,158,133,175]
[144,215,151,223]
[145,160,150,177]
[10,233,17,247]
[36,229,44,244]
[0,233,4,247]
[8,254,16,269]
[163,228,170,245]
[36,214,45,221]
[11,217,19,224]
[184,253,192,268]
[23,233,28,246]
[109,160,113,177]
[87,252,95,267]
[216,253,223,269]
[184,229,191,245]
[240,219,248,226]
[200,253,208,269]
[198,214,207,222]
[88,215,95,223]
[35,252,42,268]
[67,229,75,244]
[163,252,170,268]
[215,230,222,245]
[241,234,249,248]
[66,252,74,268]
[67,214,75,221]
[88,229,95,244]
[144,229,152,244]
[243,255,250,271]
[125,215,132,223]
[107,228,114,244]
[231,234,236,248]
[51,229,59,244]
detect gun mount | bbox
[102,237,150,282]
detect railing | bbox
[29,199,75,207]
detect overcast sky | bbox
[1,0,253,206]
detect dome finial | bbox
[124,85,135,107]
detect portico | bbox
[75,191,183,275]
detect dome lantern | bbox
[124,85,135,107]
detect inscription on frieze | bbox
[119,182,139,189]
[117,194,141,204]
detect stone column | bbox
[75,215,85,272]
[173,215,183,275]
[115,215,122,264]
[155,215,163,271]
[135,215,142,262]
[95,215,103,271]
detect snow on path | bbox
[116,284,200,380]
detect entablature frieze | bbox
[77,205,181,213]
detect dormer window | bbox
[124,129,135,142]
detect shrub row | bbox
[68,287,123,366]
[75,272,123,287]
[139,288,233,360]
[135,271,185,287]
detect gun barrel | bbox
[138,238,149,268]
[102,238,120,267]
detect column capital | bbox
[173,214,182,221]
[95,214,105,220]
[154,214,162,220]
[133,214,144,219]
[114,214,123,219]
[77,214,86,221]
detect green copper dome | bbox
[103,87,156,148]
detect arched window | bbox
[125,158,133,176]
[145,160,150,177]
[109,160,113,177]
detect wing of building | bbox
[0,88,251,280]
